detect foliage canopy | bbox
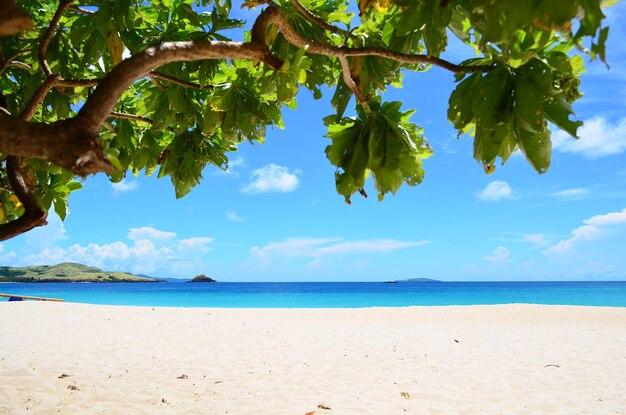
[0,0,614,239]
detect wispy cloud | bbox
[249,237,429,260]
[552,117,626,158]
[494,233,550,250]
[127,226,176,242]
[550,188,591,200]
[544,208,626,255]
[242,164,300,194]
[111,179,139,193]
[483,246,510,263]
[475,181,514,202]
[178,237,214,254]
[226,210,244,222]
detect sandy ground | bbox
[0,302,625,414]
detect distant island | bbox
[383,278,442,283]
[0,263,161,283]
[190,274,217,283]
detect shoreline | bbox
[1,303,625,414]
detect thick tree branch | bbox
[0,0,33,35]
[0,156,47,240]
[0,114,113,175]
[79,41,277,130]
[39,0,74,76]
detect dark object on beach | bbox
[8,296,23,301]
[190,274,217,283]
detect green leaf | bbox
[515,124,551,174]
[544,100,583,138]
[514,77,545,133]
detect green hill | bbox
[0,263,160,283]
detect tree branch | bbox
[78,40,278,130]
[0,114,114,175]
[20,75,60,120]
[150,71,208,90]
[338,55,368,112]
[0,156,48,241]
[39,0,74,76]
[109,112,153,124]
[289,0,344,34]
[0,49,31,76]
[263,6,491,73]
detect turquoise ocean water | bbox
[1,281,626,307]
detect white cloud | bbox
[111,179,139,193]
[551,188,590,200]
[544,208,626,255]
[552,117,626,158]
[250,237,429,259]
[127,226,176,242]
[585,208,626,226]
[250,237,342,258]
[16,227,216,277]
[475,181,514,202]
[226,211,244,222]
[19,240,175,275]
[242,164,300,194]
[483,246,510,263]
[178,237,214,254]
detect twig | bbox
[264,6,492,73]
[68,5,95,15]
[20,75,60,120]
[39,0,74,76]
[150,71,209,90]
[148,73,166,89]
[5,61,32,72]
[109,112,153,124]
[290,0,344,34]
[56,78,101,87]
[0,49,30,77]
[338,55,368,112]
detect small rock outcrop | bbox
[190,274,217,283]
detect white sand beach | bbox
[1,302,625,414]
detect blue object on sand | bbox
[8,296,24,302]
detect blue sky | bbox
[1,3,626,281]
